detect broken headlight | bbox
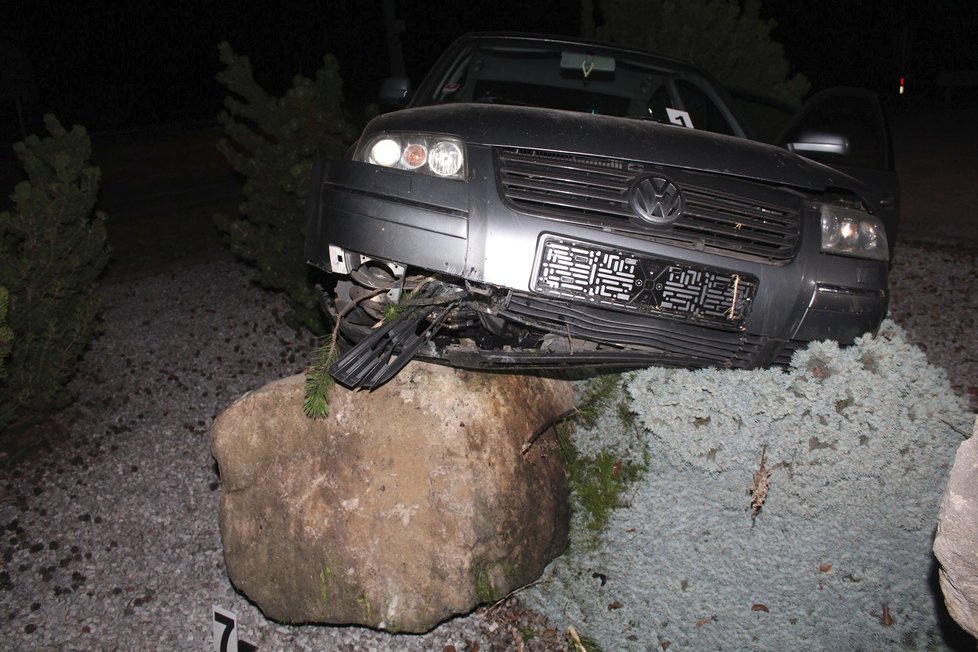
[819,203,888,261]
[357,133,466,180]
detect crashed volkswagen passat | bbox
[306,33,899,389]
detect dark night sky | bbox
[1,0,975,134]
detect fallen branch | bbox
[521,408,578,456]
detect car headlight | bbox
[819,203,888,261]
[356,133,466,180]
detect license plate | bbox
[531,235,757,328]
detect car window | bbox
[417,41,744,137]
[470,78,633,114]
[671,79,737,136]
[430,47,651,113]
[728,93,793,144]
[646,84,673,121]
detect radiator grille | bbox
[496,147,801,261]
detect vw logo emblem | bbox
[629,175,684,225]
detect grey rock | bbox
[934,416,978,639]
[212,363,573,633]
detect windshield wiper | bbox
[624,114,667,123]
[474,93,542,108]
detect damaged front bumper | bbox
[306,156,889,389]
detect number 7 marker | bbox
[213,606,257,652]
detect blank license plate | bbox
[531,235,757,328]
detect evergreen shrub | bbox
[0,115,108,432]
[215,42,356,333]
[527,321,974,650]
[582,0,810,107]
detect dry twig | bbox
[521,408,577,455]
[567,626,588,652]
[748,444,772,518]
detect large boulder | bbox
[211,362,573,633]
[934,416,978,639]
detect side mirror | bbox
[786,130,849,156]
[379,77,412,107]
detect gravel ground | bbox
[0,258,569,651]
[888,239,978,412]
[0,236,974,651]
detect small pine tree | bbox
[0,115,109,431]
[215,42,356,333]
[582,0,810,106]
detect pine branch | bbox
[303,338,338,418]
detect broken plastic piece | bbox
[330,299,459,390]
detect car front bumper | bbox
[306,153,889,370]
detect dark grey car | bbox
[306,33,898,389]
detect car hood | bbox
[369,103,868,194]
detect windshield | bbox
[414,40,743,137]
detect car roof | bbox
[450,31,704,73]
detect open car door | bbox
[778,88,900,256]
